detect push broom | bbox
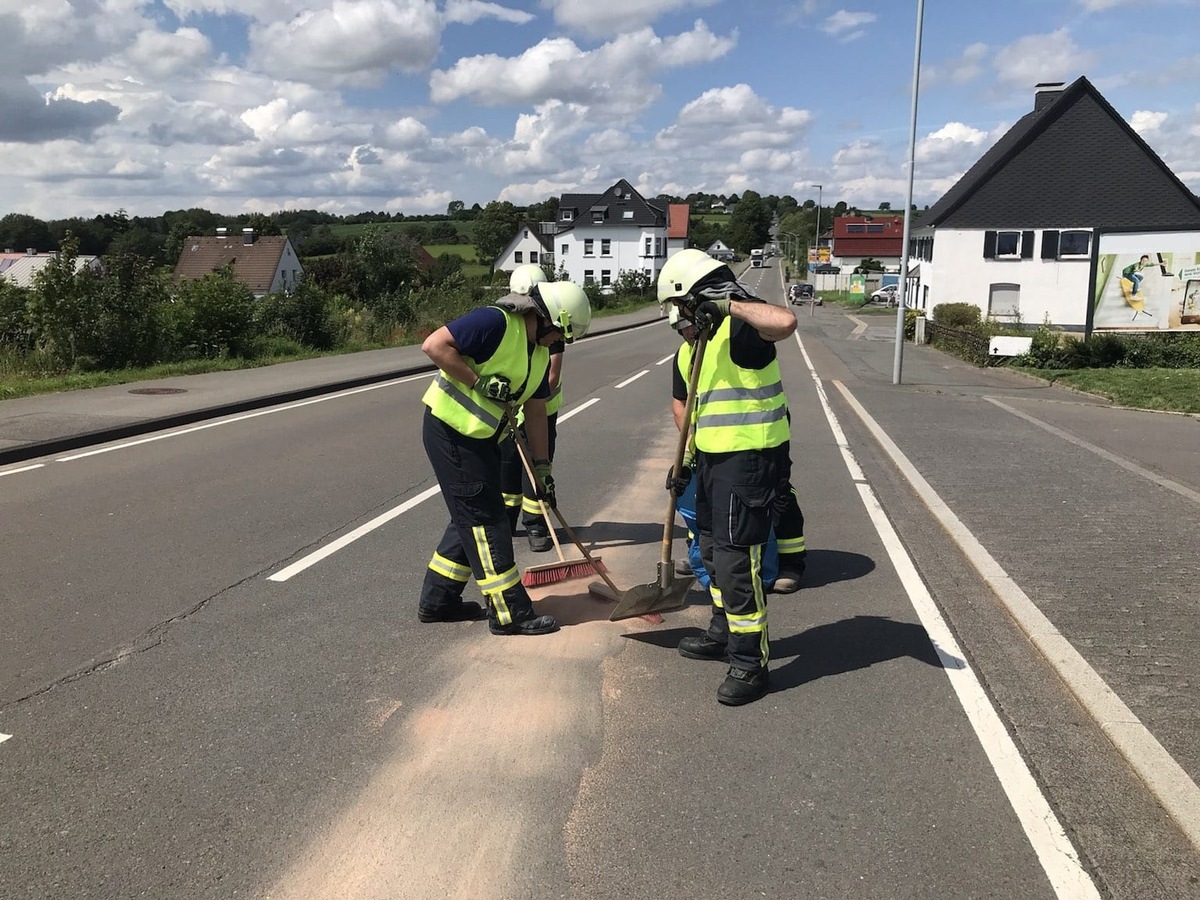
[503,405,612,589]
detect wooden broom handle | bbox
[661,330,708,566]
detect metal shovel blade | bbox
[607,565,692,621]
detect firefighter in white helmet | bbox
[418,275,590,635]
[657,249,796,704]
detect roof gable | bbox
[558,179,666,229]
[668,203,691,239]
[925,76,1200,230]
[173,235,296,293]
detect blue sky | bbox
[2,0,1198,220]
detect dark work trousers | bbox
[418,409,536,626]
[774,484,807,573]
[498,433,523,533]
[520,412,558,529]
[696,442,791,673]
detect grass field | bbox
[1014,367,1200,413]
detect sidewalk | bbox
[0,306,664,466]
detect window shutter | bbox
[983,231,997,259]
[1020,231,1035,259]
[1041,231,1059,260]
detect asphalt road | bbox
[2,264,1198,899]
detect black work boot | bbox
[418,600,485,623]
[678,633,727,660]
[526,523,553,553]
[717,667,769,706]
[489,612,559,635]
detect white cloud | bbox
[1129,109,1168,136]
[922,42,988,88]
[250,0,442,88]
[443,1,534,25]
[541,0,719,38]
[124,27,212,80]
[821,10,876,42]
[656,84,811,151]
[429,20,734,116]
[381,116,431,150]
[992,29,1095,90]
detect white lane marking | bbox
[841,380,1200,855]
[987,397,1200,506]
[655,353,674,366]
[272,395,603,580]
[847,316,868,339]
[614,370,649,389]
[555,397,600,424]
[0,464,44,478]
[269,485,443,582]
[790,330,1101,898]
[0,733,10,745]
[57,373,431,462]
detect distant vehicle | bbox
[750,248,764,268]
[811,263,839,275]
[871,284,899,306]
[789,283,815,304]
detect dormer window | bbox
[561,210,573,221]
[592,211,604,223]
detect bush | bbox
[170,270,256,358]
[254,282,338,350]
[904,308,923,341]
[931,302,981,329]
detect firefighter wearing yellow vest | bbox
[418,279,591,635]
[497,265,566,553]
[657,249,797,705]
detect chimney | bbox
[243,227,255,246]
[216,227,228,239]
[26,247,36,255]
[1034,82,1065,112]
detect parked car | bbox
[870,284,899,306]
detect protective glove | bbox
[665,451,695,497]
[693,298,731,333]
[533,459,556,509]
[476,374,511,402]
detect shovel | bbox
[591,329,708,621]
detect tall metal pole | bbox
[812,185,822,318]
[892,0,925,384]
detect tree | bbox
[727,192,771,253]
[0,213,53,252]
[473,201,520,273]
[447,200,466,218]
[878,202,892,211]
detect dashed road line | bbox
[614,370,649,389]
[1,464,44,478]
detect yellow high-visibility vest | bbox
[677,319,789,453]
[423,309,549,439]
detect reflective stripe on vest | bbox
[677,319,789,453]
[422,309,549,439]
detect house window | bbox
[592,211,604,223]
[524,229,529,239]
[601,270,612,286]
[584,269,595,284]
[530,251,538,264]
[846,224,865,233]
[584,239,594,257]
[561,243,568,256]
[654,237,663,257]
[623,210,634,219]
[601,239,611,256]
[988,282,1021,317]
[514,251,523,263]
[995,232,1020,257]
[644,237,652,256]
[867,224,884,233]
[1059,231,1090,257]
[561,210,573,221]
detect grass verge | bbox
[1013,367,1200,414]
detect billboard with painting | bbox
[1092,231,1200,331]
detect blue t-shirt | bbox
[447,307,550,399]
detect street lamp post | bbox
[893,0,925,385]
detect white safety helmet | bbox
[534,281,591,343]
[656,248,726,305]
[509,263,548,296]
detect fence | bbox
[927,322,991,365]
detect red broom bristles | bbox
[521,557,606,588]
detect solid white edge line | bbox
[56,373,430,462]
[269,484,443,582]
[555,397,600,424]
[836,379,1200,855]
[655,353,674,366]
[614,370,649,389]
[1,464,44,478]
[790,329,1100,898]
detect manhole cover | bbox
[128,387,187,395]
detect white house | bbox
[173,228,303,297]
[912,77,1200,333]
[553,179,685,290]
[706,239,735,262]
[493,221,555,274]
